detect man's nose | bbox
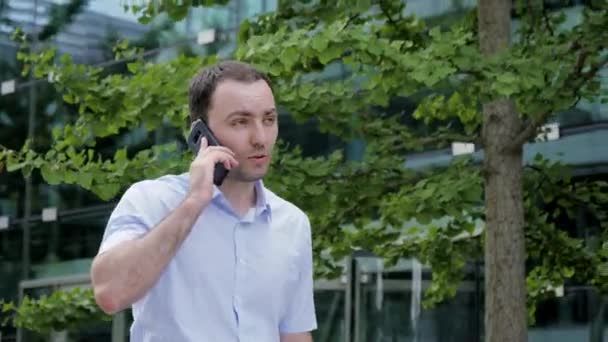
[250,122,266,146]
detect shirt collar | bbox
[211,179,272,222]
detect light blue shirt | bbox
[98,173,317,342]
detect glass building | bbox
[0,0,606,341]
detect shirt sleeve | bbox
[98,183,152,255]
[279,214,318,333]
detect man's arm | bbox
[91,196,208,314]
[91,137,238,314]
[280,332,313,342]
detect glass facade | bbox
[0,0,606,341]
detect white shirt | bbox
[98,173,317,341]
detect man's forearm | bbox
[280,332,313,342]
[91,196,208,313]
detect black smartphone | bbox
[187,119,229,186]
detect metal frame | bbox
[311,256,352,342]
[352,257,480,342]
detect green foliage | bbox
[0,141,185,201]
[524,155,608,324]
[0,0,607,332]
[124,0,231,24]
[1,287,111,335]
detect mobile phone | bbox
[187,119,229,186]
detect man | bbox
[90,61,317,342]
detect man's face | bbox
[206,79,278,183]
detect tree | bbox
[477,1,527,339]
[1,0,607,340]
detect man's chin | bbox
[227,169,267,183]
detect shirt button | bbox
[239,258,246,265]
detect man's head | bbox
[188,61,278,183]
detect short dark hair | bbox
[188,60,272,123]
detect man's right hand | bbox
[187,136,238,203]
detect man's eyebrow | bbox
[226,110,252,120]
[226,108,277,119]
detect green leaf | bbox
[280,47,298,69]
[2,302,14,312]
[77,172,94,188]
[6,161,27,172]
[305,184,325,195]
[311,35,329,52]
[40,165,62,185]
[318,45,341,65]
[561,266,575,278]
[95,183,121,201]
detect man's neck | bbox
[219,179,257,217]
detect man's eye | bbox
[232,119,247,126]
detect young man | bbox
[90,61,317,342]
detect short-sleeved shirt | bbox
[98,173,317,342]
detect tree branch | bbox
[525,165,550,194]
[509,48,607,149]
[541,5,555,37]
[342,13,360,30]
[526,1,537,27]
[379,0,399,27]
[520,0,539,44]
[525,165,606,221]
[580,54,608,83]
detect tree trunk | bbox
[478,1,528,341]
